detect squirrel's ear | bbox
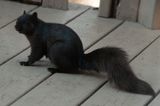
[32,12,38,18]
[23,10,26,15]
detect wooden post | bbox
[42,0,68,10]
[116,0,140,22]
[98,0,112,18]
[138,0,160,29]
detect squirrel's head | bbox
[15,10,38,35]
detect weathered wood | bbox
[67,9,122,48]
[98,0,112,18]
[81,22,160,106]
[149,94,160,106]
[42,0,68,10]
[116,0,140,22]
[86,22,160,60]
[138,0,160,29]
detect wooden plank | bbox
[0,4,89,65]
[82,24,160,106]
[86,22,159,60]
[10,22,160,106]
[67,9,122,49]
[11,73,106,106]
[0,50,51,106]
[149,93,160,106]
[0,9,121,106]
[0,0,36,28]
[36,3,89,23]
[42,0,68,10]
[138,0,160,29]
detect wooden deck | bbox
[0,1,160,106]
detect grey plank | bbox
[11,73,106,106]
[10,23,160,106]
[0,4,89,64]
[0,50,51,106]
[67,9,122,49]
[35,3,89,23]
[86,22,160,60]
[0,8,121,106]
[82,23,160,106]
[0,1,36,28]
[149,93,160,106]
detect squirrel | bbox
[15,11,155,96]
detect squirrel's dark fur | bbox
[15,11,155,96]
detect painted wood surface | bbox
[149,93,160,106]
[67,9,122,49]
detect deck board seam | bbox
[65,7,91,25]
[129,34,160,62]
[7,74,53,106]
[77,80,108,106]
[145,90,160,106]
[85,20,125,51]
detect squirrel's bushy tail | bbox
[80,47,155,96]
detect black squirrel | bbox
[15,11,155,96]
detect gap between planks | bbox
[145,90,160,106]
[84,20,125,51]
[6,74,53,106]
[78,34,160,106]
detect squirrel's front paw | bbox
[19,61,30,66]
